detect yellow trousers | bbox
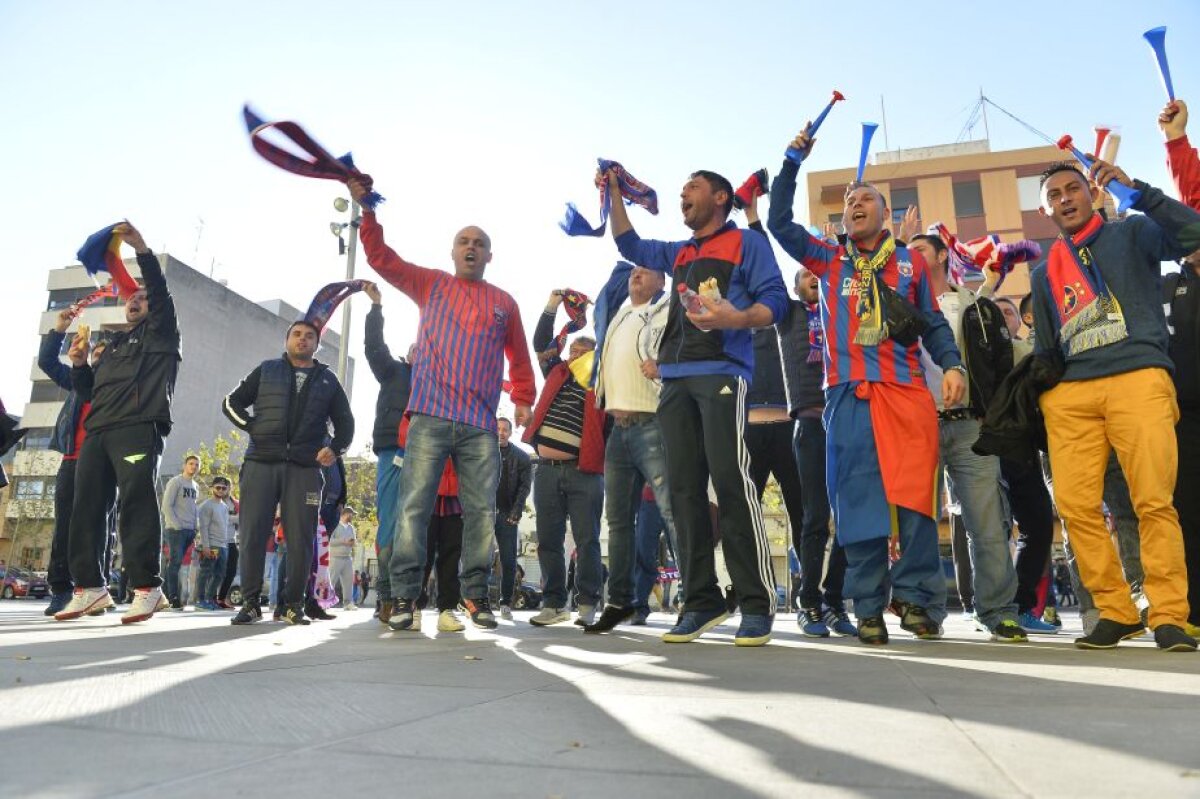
[1041,367,1188,628]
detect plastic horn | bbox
[785,90,846,164]
[1101,132,1121,166]
[1143,26,1175,101]
[1093,126,1111,159]
[856,122,879,183]
[1056,134,1141,212]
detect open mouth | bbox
[464,252,477,263]
[850,211,867,222]
[681,201,694,215]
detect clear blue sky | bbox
[3,1,1197,452]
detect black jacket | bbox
[775,299,826,414]
[1164,268,1200,409]
[955,290,1014,413]
[973,351,1064,465]
[71,252,181,434]
[364,304,412,452]
[746,325,787,409]
[38,329,86,456]
[222,357,354,467]
[497,443,532,519]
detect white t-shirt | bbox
[599,303,660,413]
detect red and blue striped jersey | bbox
[360,213,536,431]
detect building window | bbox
[827,212,843,225]
[953,181,984,217]
[17,428,53,451]
[14,479,46,500]
[29,382,69,403]
[890,187,919,225]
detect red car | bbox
[1,567,50,600]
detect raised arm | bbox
[349,178,439,305]
[601,167,684,273]
[38,313,73,390]
[1160,99,1200,211]
[363,283,399,383]
[533,290,563,376]
[116,223,178,339]
[767,130,841,276]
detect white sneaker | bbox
[437,609,465,632]
[500,604,513,621]
[411,609,423,632]
[345,603,358,611]
[122,587,167,625]
[574,605,597,626]
[529,607,571,626]
[55,587,114,620]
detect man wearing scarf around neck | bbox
[525,297,606,628]
[1030,159,1200,652]
[768,127,964,646]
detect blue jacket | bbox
[615,221,789,381]
[37,329,85,456]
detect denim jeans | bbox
[163,528,194,604]
[535,460,605,608]
[374,447,402,601]
[494,519,519,605]
[264,550,279,607]
[634,495,667,609]
[197,547,228,603]
[389,414,499,601]
[603,419,676,608]
[939,419,1019,628]
[843,507,947,622]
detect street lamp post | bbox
[332,198,361,387]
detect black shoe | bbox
[583,604,635,633]
[857,616,889,646]
[1074,618,1144,649]
[1153,624,1198,652]
[283,605,311,626]
[461,597,497,629]
[231,603,263,625]
[631,607,651,626]
[304,598,334,621]
[890,600,942,639]
[387,598,417,631]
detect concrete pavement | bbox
[0,601,1197,798]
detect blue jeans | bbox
[263,551,279,606]
[843,507,947,622]
[374,446,402,601]
[535,460,604,608]
[389,414,499,601]
[633,496,672,608]
[163,528,194,603]
[939,419,1019,629]
[603,419,677,608]
[197,547,228,603]
[494,519,519,605]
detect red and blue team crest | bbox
[897,259,913,278]
[1061,281,1087,318]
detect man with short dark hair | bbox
[768,129,964,646]
[56,222,182,624]
[494,417,531,620]
[605,167,789,646]
[162,455,200,609]
[223,320,354,626]
[195,476,232,611]
[1030,158,1200,651]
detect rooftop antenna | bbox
[980,87,990,143]
[880,95,890,151]
[193,217,205,264]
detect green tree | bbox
[187,429,246,493]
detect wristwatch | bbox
[947,365,966,376]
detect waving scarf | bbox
[303,280,368,333]
[845,232,896,346]
[1046,213,1127,356]
[76,224,140,299]
[804,301,824,363]
[243,104,384,210]
[554,289,591,353]
[560,159,658,237]
[931,223,1042,291]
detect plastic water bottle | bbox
[678,283,704,314]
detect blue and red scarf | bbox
[561,159,658,237]
[243,105,384,210]
[303,280,368,332]
[804,301,824,363]
[1045,213,1127,356]
[76,224,139,299]
[554,290,590,353]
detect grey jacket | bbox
[197,498,230,549]
[162,475,199,530]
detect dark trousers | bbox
[1001,457,1056,614]
[494,519,519,605]
[950,514,973,610]
[791,414,846,610]
[50,458,112,594]
[534,461,604,608]
[1176,406,1200,625]
[657,375,776,616]
[237,460,324,607]
[68,423,164,589]
[418,514,463,611]
[218,542,239,602]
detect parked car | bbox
[511,582,542,610]
[1,567,50,599]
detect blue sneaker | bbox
[1019,611,1059,634]
[823,608,858,637]
[662,608,729,643]
[44,591,72,617]
[799,607,830,638]
[734,614,772,647]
